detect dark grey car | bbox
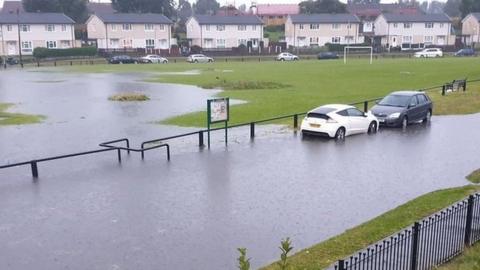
[371,91,433,128]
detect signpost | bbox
[207,98,230,148]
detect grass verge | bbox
[260,185,480,270]
[467,169,480,184]
[108,93,150,102]
[437,243,480,270]
[0,103,44,125]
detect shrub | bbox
[108,93,150,102]
[191,45,202,54]
[33,47,97,59]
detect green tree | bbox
[299,0,346,14]
[444,0,461,17]
[460,0,480,17]
[111,0,175,18]
[348,0,380,4]
[22,0,88,23]
[175,0,192,33]
[193,0,220,15]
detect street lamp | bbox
[16,8,23,68]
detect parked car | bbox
[140,55,168,63]
[317,52,339,60]
[454,48,476,57]
[276,52,299,61]
[370,91,433,128]
[108,55,137,64]
[5,57,19,65]
[187,54,214,63]
[300,104,378,140]
[414,48,443,58]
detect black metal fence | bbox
[334,193,480,270]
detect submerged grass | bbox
[108,93,150,102]
[202,80,291,90]
[260,185,480,270]
[0,103,44,126]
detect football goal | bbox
[344,46,373,64]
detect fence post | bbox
[117,149,122,163]
[441,85,446,96]
[363,101,368,112]
[410,222,420,270]
[198,131,204,147]
[464,195,475,246]
[250,122,255,138]
[338,260,345,270]
[463,81,467,92]
[30,161,38,178]
[293,114,298,129]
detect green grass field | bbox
[0,103,44,126]
[71,57,480,128]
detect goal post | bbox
[344,46,373,64]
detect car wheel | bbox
[163,60,168,64]
[368,121,377,134]
[293,58,298,61]
[194,60,198,63]
[208,59,213,63]
[334,127,346,141]
[280,58,285,61]
[423,110,432,123]
[134,61,138,64]
[401,116,408,129]
[420,55,425,58]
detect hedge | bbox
[33,47,97,59]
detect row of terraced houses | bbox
[1,0,480,56]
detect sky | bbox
[0,0,449,9]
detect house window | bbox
[439,23,444,28]
[345,36,354,44]
[331,36,341,43]
[310,24,319,30]
[61,40,71,48]
[393,23,398,28]
[159,24,165,31]
[252,25,257,31]
[159,39,168,49]
[216,25,225,31]
[145,24,154,31]
[111,24,117,31]
[309,37,318,45]
[347,23,352,29]
[332,23,340,29]
[61,24,67,31]
[402,36,412,43]
[425,23,434,28]
[20,24,30,32]
[146,39,155,48]
[21,41,32,52]
[123,39,132,48]
[238,25,246,31]
[404,23,412,28]
[437,35,446,45]
[7,25,12,31]
[278,15,283,19]
[109,39,119,47]
[299,24,304,30]
[216,39,225,48]
[424,36,433,43]
[46,41,57,48]
[206,25,210,31]
[238,39,247,46]
[122,24,132,31]
[45,24,55,32]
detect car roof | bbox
[310,104,354,113]
[389,91,422,96]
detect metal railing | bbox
[334,194,480,270]
[0,78,478,179]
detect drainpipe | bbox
[1,24,5,66]
[105,23,109,51]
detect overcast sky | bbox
[0,0,448,9]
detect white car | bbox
[300,104,379,140]
[276,52,299,61]
[414,48,443,58]
[187,54,214,63]
[141,55,168,63]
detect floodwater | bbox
[0,69,479,270]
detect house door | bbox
[7,41,16,55]
[391,37,397,47]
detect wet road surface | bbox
[1,111,479,270]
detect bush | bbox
[264,25,284,32]
[191,45,202,54]
[33,47,97,59]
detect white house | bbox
[0,12,75,56]
[374,13,454,50]
[461,13,480,47]
[186,15,264,49]
[285,14,362,47]
[86,13,173,50]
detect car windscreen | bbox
[378,95,411,107]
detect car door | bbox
[416,94,430,119]
[347,108,369,134]
[406,96,422,121]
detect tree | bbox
[299,0,346,14]
[444,0,461,17]
[348,0,380,4]
[111,0,175,18]
[194,0,220,15]
[23,0,88,23]
[176,0,192,33]
[238,4,246,12]
[460,0,480,17]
